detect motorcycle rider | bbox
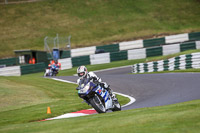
[76,65,117,101]
[53,60,61,69]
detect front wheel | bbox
[89,94,106,113]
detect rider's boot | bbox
[101,82,117,101]
[107,87,117,101]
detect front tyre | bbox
[89,94,106,113]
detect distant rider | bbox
[76,65,117,101]
[48,60,61,75]
[53,60,61,69]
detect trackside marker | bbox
[47,107,51,114]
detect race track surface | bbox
[56,66,200,110]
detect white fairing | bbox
[44,69,51,76]
[95,86,113,110]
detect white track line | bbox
[93,65,132,73]
[73,65,132,76]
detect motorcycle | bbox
[44,64,59,77]
[76,78,121,113]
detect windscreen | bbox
[77,78,90,90]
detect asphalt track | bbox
[55,66,200,110]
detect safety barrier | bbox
[0,66,21,76]
[58,58,72,70]
[1,32,200,75]
[54,41,200,71]
[119,40,143,51]
[69,32,200,57]
[71,55,90,67]
[132,52,200,73]
[71,46,96,57]
[0,57,19,67]
[165,33,189,44]
[20,63,46,75]
[90,53,110,65]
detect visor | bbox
[78,72,85,77]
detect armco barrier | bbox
[180,42,196,52]
[58,58,72,70]
[63,31,200,58]
[128,48,146,60]
[146,46,163,57]
[196,41,200,49]
[132,52,200,73]
[0,57,19,66]
[189,32,200,41]
[0,66,21,76]
[143,37,165,47]
[119,40,143,51]
[165,33,189,44]
[90,53,110,65]
[20,63,46,75]
[71,55,90,67]
[60,50,71,59]
[71,46,96,57]
[96,43,119,53]
[163,43,180,56]
[110,51,127,62]
[59,41,200,71]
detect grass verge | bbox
[0,72,129,128]
[0,99,199,133]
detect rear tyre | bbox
[89,94,106,113]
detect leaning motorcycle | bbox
[76,78,121,113]
[44,65,59,77]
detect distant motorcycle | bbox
[76,78,121,113]
[44,64,59,77]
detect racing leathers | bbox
[77,71,117,101]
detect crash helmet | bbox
[77,66,88,78]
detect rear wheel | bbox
[52,71,57,76]
[89,94,106,113]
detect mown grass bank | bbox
[1,0,200,58]
[0,72,129,127]
[1,99,200,133]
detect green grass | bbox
[1,49,200,132]
[0,0,200,58]
[0,100,200,133]
[0,72,129,128]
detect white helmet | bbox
[77,66,88,78]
